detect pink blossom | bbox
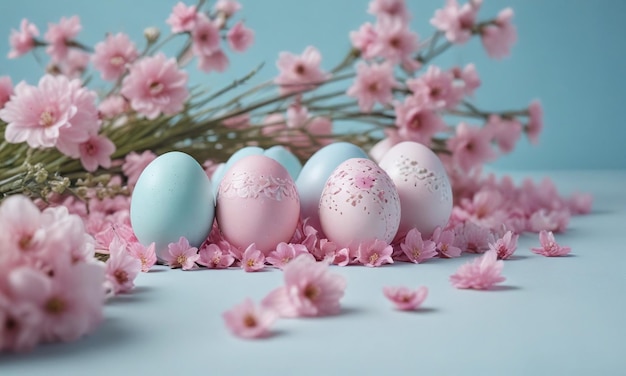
[531,230,571,257]
[394,95,446,145]
[0,193,48,259]
[163,236,199,270]
[91,33,139,81]
[431,227,462,258]
[8,19,39,59]
[223,298,275,339]
[98,95,129,119]
[355,239,394,267]
[197,243,234,269]
[215,0,242,17]
[78,134,116,172]
[457,189,507,229]
[0,292,42,352]
[316,239,351,266]
[127,242,157,272]
[227,21,254,52]
[447,122,496,172]
[350,23,377,59]
[192,15,220,56]
[266,242,311,269]
[527,100,543,144]
[452,63,480,96]
[347,62,398,112]
[568,192,593,215]
[528,209,570,233]
[450,250,506,290]
[481,8,517,59]
[383,286,428,311]
[56,49,90,79]
[368,0,411,22]
[121,53,189,119]
[122,150,157,187]
[262,255,346,317]
[241,243,265,272]
[431,0,481,44]
[44,16,82,62]
[488,230,518,260]
[485,115,522,154]
[0,76,13,109]
[105,238,141,294]
[275,46,329,95]
[55,78,100,157]
[371,16,419,64]
[454,222,493,254]
[400,228,437,263]
[198,49,229,73]
[406,65,462,109]
[166,2,198,33]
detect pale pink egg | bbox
[319,158,401,249]
[217,155,300,254]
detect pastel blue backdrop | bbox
[1,0,624,170]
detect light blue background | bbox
[1,0,624,170]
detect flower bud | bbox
[144,27,160,43]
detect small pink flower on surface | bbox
[452,63,481,96]
[192,15,220,56]
[406,65,462,110]
[454,222,493,254]
[0,76,13,109]
[44,16,82,62]
[450,250,506,290]
[198,49,229,73]
[317,239,351,266]
[526,100,543,144]
[488,230,518,260]
[347,62,398,112]
[0,292,42,352]
[166,2,198,34]
[371,16,418,64]
[400,228,437,264]
[215,0,242,17]
[356,239,394,267]
[91,33,139,81]
[383,286,428,311]
[368,0,411,22]
[105,238,141,294]
[568,192,593,215]
[164,236,199,270]
[430,0,481,44]
[431,227,462,258]
[122,150,157,187]
[262,255,346,317]
[350,22,377,59]
[8,19,39,59]
[531,230,571,257]
[481,7,517,59]
[447,122,497,172]
[394,95,446,145]
[78,134,116,172]
[197,243,235,269]
[121,53,189,119]
[127,242,157,272]
[485,115,522,154]
[241,243,265,272]
[223,298,275,339]
[227,21,254,52]
[275,46,329,95]
[266,242,311,269]
[528,209,570,233]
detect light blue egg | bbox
[264,145,302,180]
[210,163,227,199]
[296,142,368,231]
[130,151,215,260]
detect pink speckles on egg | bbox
[319,158,400,249]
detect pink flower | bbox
[8,19,39,59]
[91,33,139,81]
[531,230,571,257]
[266,242,311,269]
[528,209,570,233]
[454,221,493,254]
[262,255,346,317]
[368,0,411,22]
[56,79,100,156]
[192,15,220,56]
[431,227,462,258]
[488,230,518,260]
[241,243,265,272]
[122,150,157,187]
[275,46,329,95]
[0,76,13,109]
[450,250,506,290]
[431,0,481,44]
[98,95,129,119]
[568,192,593,215]
[0,292,42,352]
[394,95,446,145]
[347,62,398,112]
[163,236,199,270]
[400,228,437,263]
[227,21,254,52]
[485,115,522,154]
[198,49,229,73]
[223,298,275,339]
[56,50,90,79]
[166,2,198,34]
[127,241,157,272]
[197,243,234,269]
[78,134,116,172]
[350,23,377,59]
[481,8,517,59]
[383,286,428,311]
[371,16,419,64]
[447,122,497,172]
[44,16,82,62]
[121,53,189,119]
[452,63,481,96]
[356,239,394,267]
[215,0,242,17]
[527,100,543,144]
[0,190,47,260]
[105,238,141,294]
[406,65,462,109]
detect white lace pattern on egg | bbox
[219,171,298,201]
[394,156,451,202]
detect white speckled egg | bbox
[217,155,300,254]
[130,151,215,260]
[378,141,452,239]
[319,158,400,249]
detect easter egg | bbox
[378,141,452,239]
[318,158,401,249]
[216,155,300,254]
[296,142,368,233]
[130,151,215,260]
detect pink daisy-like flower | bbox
[347,62,398,112]
[481,7,517,59]
[121,53,189,119]
[227,21,254,53]
[431,0,481,44]
[447,122,497,172]
[371,16,419,64]
[163,236,199,270]
[197,243,235,269]
[122,150,157,187]
[223,298,276,339]
[78,134,116,172]
[241,243,265,272]
[198,48,229,73]
[368,0,411,22]
[0,76,13,110]
[215,0,242,17]
[8,19,39,59]
[105,237,141,294]
[383,286,428,311]
[275,46,329,95]
[192,15,220,57]
[527,100,543,144]
[531,230,571,257]
[127,241,157,272]
[350,22,377,59]
[266,242,311,269]
[488,230,518,260]
[44,16,82,62]
[356,239,394,267]
[394,95,446,145]
[262,255,346,317]
[166,2,198,34]
[400,228,437,264]
[406,65,462,110]
[91,33,139,81]
[450,250,506,290]
[431,227,462,258]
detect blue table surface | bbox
[1,170,625,376]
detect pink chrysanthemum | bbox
[163,236,199,270]
[347,62,398,112]
[44,16,82,62]
[355,239,394,267]
[266,242,311,270]
[78,134,116,172]
[383,286,428,311]
[275,46,329,94]
[127,241,157,272]
[447,122,497,172]
[394,95,446,145]
[121,53,189,119]
[241,243,265,272]
[531,230,571,257]
[488,230,518,260]
[400,228,437,264]
[0,76,13,110]
[227,21,254,53]
[166,2,199,34]
[105,238,141,294]
[450,250,506,290]
[8,19,39,59]
[481,7,517,59]
[91,33,139,81]
[223,298,276,339]
[197,243,235,269]
[431,0,481,44]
